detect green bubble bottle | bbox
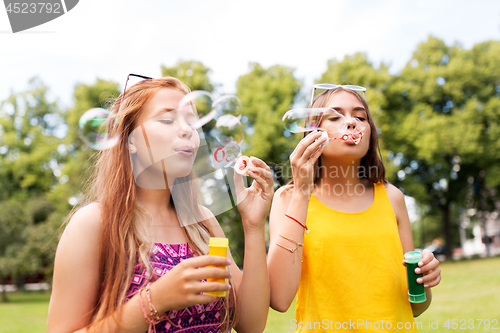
[404,251,427,303]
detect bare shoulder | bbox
[62,202,103,243]
[383,182,405,206]
[199,205,223,238]
[48,203,104,331]
[383,182,410,224]
[56,202,103,263]
[274,184,294,202]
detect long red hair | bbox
[75,77,236,331]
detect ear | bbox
[128,137,136,154]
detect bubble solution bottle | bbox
[206,237,229,297]
[404,251,427,303]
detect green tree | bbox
[161,60,216,92]
[43,79,121,287]
[50,79,120,213]
[0,78,63,300]
[236,62,303,185]
[384,36,500,258]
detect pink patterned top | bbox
[125,243,231,333]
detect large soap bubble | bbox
[282,108,331,133]
[178,92,244,148]
[214,114,244,146]
[178,90,216,129]
[78,108,119,150]
[213,95,242,118]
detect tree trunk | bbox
[0,283,8,302]
[443,202,453,260]
[480,211,491,257]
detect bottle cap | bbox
[209,237,228,247]
[404,251,422,264]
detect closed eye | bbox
[327,116,341,121]
[160,119,174,125]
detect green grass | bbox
[1,257,499,332]
[0,290,50,333]
[264,256,500,333]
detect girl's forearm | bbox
[234,223,269,333]
[411,288,432,317]
[268,191,310,312]
[71,292,150,333]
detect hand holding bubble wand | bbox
[64,77,271,332]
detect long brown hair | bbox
[76,77,236,331]
[287,86,386,190]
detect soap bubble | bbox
[214,114,244,145]
[178,90,216,129]
[282,108,330,133]
[212,142,241,169]
[213,95,242,118]
[78,108,119,150]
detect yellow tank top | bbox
[295,182,419,332]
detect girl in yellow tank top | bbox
[268,86,442,332]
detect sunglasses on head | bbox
[311,84,367,105]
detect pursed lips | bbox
[174,146,195,156]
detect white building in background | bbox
[459,209,500,258]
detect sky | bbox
[1,0,500,109]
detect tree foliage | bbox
[383,36,500,256]
[0,79,63,300]
[50,79,119,212]
[161,60,216,92]
[236,62,303,185]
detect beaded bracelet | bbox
[138,288,156,328]
[138,283,181,332]
[285,214,310,234]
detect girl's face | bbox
[129,88,201,189]
[319,91,371,160]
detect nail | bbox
[417,278,423,283]
[424,284,429,288]
[415,268,421,274]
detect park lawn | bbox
[264,256,500,333]
[1,257,499,332]
[0,290,50,333]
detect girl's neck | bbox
[135,186,188,243]
[317,157,364,188]
[135,187,175,218]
